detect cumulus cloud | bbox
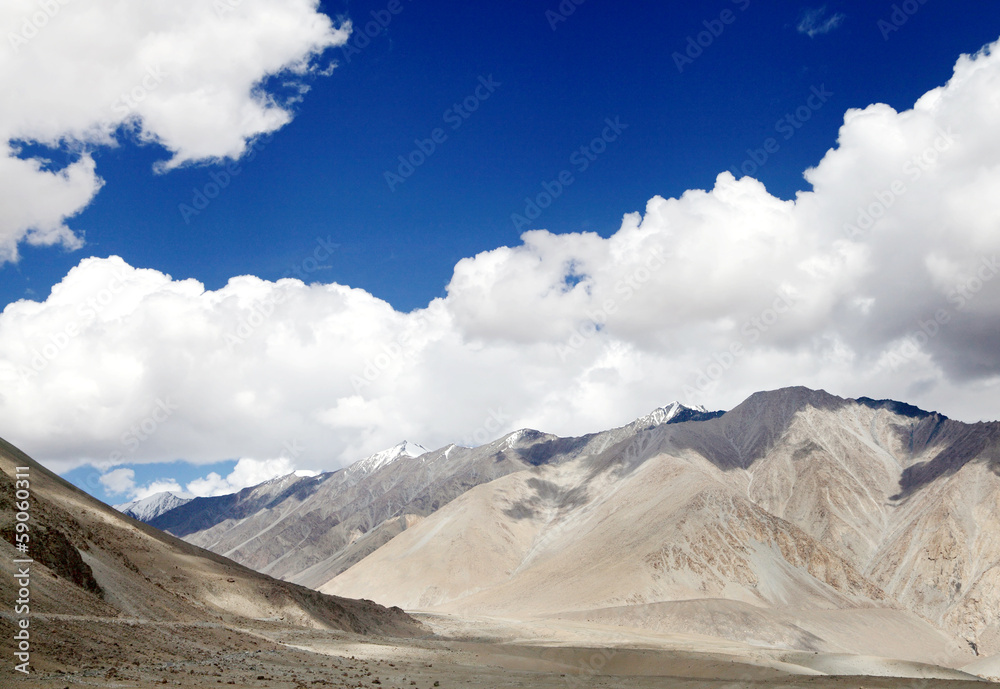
[100,467,182,502]
[186,458,317,498]
[132,479,186,501]
[0,0,349,262]
[100,457,311,501]
[2,39,1000,477]
[100,468,138,496]
[797,7,846,37]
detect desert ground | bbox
[5,610,996,688]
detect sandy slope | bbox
[963,654,1000,682]
[322,390,1000,664]
[322,449,971,665]
[551,601,965,666]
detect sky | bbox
[2,0,1000,506]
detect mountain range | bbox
[143,402,717,588]
[130,388,1000,667]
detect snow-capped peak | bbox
[347,440,428,477]
[633,401,709,428]
[504,429,530,449]
[114,491,192,522]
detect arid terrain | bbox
[4,390,1000,687]
[3,610,997,688]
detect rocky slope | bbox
[0,437,421,674]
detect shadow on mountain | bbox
[150,474,328,538]
[502,477,590,520]
[892,417,1000,499]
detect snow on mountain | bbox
[346,440,428,477]
[114,491,192,522]
[632,401,712,428]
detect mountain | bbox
[629,400,722,428]
[0,436,420,676]
[115,490,192,521]
[345,440,428,477]
[132,389,1000,664]
[318,388,1000,663]
[145,408,718,588]
[148,435,585,587]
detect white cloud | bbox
[186,457,315,498]
[0,0,349,262]
[132,479,185,502]
[99,467,136,496]
[101,457,309,501]
[3,39,1000,477]
[797,7,846,37]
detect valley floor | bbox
[6,612,995,689]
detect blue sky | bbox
[6,1,997,312]
[3,0,1000,506]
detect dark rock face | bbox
[0,468,102,597]
[31,525,103,596]
[855,396,938,420]
[894,418,1000,497]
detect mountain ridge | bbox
[125,387,1000,659]
[318,387,1000,658]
